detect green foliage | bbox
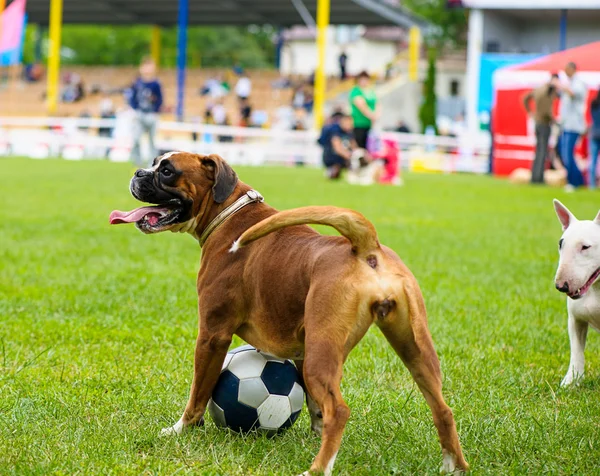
[3,158,600,474]
[403,0,467,49]
[22,25,276,67]
[419,47,437,134]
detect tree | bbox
[403,0,467,50]
[418,47,437,134]
[22,25,276,68]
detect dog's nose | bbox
[556,281,570,293]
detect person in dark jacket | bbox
[589,88,600,189]
[129,57,163,166]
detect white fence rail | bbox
[0,116,493,174]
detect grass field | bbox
[2,157,600,475]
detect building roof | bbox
[462,0,599,8]
[19,0,430,28]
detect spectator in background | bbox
[128,57,163,166]
[319,113,356,179]
[291,107,308,131]
[239,97,253,127]
[589,88,600,189]
[523,73,559,184]
[302,85,314,114]
[235,70,252,101]
[557,62,587,191]
[200,75,228,98]
[339,50,348,80]
[98,96,116,138]
[349,71,378,149]
[62,73,85,103]
[395,120,410,133]
[24,63,43,83]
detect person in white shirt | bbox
[235,73,252,100]
[557,62,588,191]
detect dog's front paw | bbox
[440,452,466,475]
[160,418,185,436]
[561,371,583,387]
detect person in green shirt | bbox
[349,71,379,149]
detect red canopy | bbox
[509,41,600,73]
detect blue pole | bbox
[275,28,284,69]
[176,0,188,121]
[559,9,567,51]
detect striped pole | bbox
[47,0,64,114]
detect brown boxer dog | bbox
[110,152,468,475]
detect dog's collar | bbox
[198,189,264,248]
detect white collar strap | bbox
[198,189,264,248]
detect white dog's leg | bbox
[561,314,588,387]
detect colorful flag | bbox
[0,0,28,66]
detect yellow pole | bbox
[151,25,161,66]
[408,26,421,82]
[46,0,63,114]
[0,0,6,36]
[313,0,330,130]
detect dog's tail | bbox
[229,206,380,258]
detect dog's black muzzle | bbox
[130,169,176,205]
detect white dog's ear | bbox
[553,199,577,230]
[594,210,600,225]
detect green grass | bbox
[2,157,600,475]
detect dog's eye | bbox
[559,239,564,249]
[582,244,591,251]
[161,168,173,177]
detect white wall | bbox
[518,19,599,52]
[280,28,398,77]
[483,10,600,54]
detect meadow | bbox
[2,157,600,475]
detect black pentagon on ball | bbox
[261,360,300,396]
[211,369,259,432]
[278,409,302,432]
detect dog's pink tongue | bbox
[109,207,159,225]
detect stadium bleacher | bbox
[0,66,346,126]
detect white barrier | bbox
[0,116,493,174]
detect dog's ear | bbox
[553,199,577,231]
[200,154,238,203]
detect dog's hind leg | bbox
[300,337,349,476]
[295,359,324,435]
[561,313,588,387]
[376,281,468,473]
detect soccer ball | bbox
[207,345,304,433]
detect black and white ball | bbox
[207,345,304,433]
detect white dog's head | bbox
[554,199,600,299]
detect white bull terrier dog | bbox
[553,199,600,386]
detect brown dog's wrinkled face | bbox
[109,152,238,234]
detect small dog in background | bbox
[346,148,384,185]
[553,200,600,386]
